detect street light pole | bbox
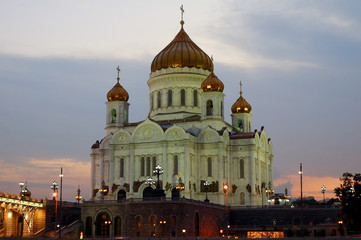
[321,185,326,205]
[59,167,63,239]
[299,163,303,238]
[51,181,59,234]
[204,181,210,202]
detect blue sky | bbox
[0,0,360,201]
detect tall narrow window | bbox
[240,159,244,178]
[237,120,244,132]
[146,157,151,176]
[152,157,156,175]
[120,158,124,177]
[193,90,198,106]
[207,157,212,177]
[180,89,185,106]
[240,192,245,205]
[111,109,117,123]
[157,91,161,108]
[140,157,145,176]
[173,155,178,176]
[168,90,172,106]
[221,101,223,117]
[206,100,213,116]
[123,109,127,122]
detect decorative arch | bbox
[117,189,126,201]
[111,129,131,144]
[95,211,112,237]
[132,119,165,143]
[206,99,213,115]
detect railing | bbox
[83,197,225,209]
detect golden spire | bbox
[180,4,185,28]
[107,66,129,102]
[231,81,252,113]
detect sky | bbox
[0,0,360,202]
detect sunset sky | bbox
[1,0,360,202]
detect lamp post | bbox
[75,185,82,204]
[59,167,63,239]
[51,181,59,233]
[321,185,326,205]
[153,164,164,190]
[204,181,210,202]
[146,177,155,187]
[299,163,303,238]
[153,164,165,197]
[223,183,230,236]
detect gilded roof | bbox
[231,82,252,113]
[107,78,129,102]
[201,72,224,92]
[151,23,214,72]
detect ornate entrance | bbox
[95,212,111,237]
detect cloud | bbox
[0,157,90,201]
[274,174,341,200]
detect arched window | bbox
[140,157,145,176]
[240,192,245,205]
[221,101,223,116]
[120,158,124,178]
[146,157,151,176]
[193,90,198,107]
[168,89,172,106]
[123,109,127,122]
[114,217,121,236]
[85,217,92,236]
[180,89,185,106]
[206,100,213,116]
[111,109,117,123]
[207,157,212,177]
[173,155,178,176]
[157,91,161,108]
[240,159,244,178]
[237,120,243,132]
[152,157,156,175]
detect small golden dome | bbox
[201,72,224,92]
[151,21,214,72]
[107,67,129,102]
[231,81,252,113]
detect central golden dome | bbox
[151,22,214,72]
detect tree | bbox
[334,172,361,233]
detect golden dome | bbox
[201,72,224,92]
[151,21,214,72]
[107,67,129,102]
[231,81,252,113]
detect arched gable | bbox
[198,126,221,143]
[99,135,111,150]
[165,124,188,141]
[132,118,164,143]
[111,129,131,144]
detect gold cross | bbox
[116,66,121,79]
[180,5,184,21]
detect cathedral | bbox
[90,15,273,207]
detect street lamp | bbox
[299,163,304,238]
[321,185,326,204]
[204,180,210,202]
[59,167,63,239]
[146,177,155,186]
[153,164,164,190]
[75,185,82,204]
[51,181,58,233]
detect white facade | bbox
[90,24,273,207]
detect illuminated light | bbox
[237,107,241,111]
[338,221,343,224]
[220,230,223,234]
[207,85,211,89]
[8,212,12,218]
[244,107,248,111]
[182,229,186,233]
[80,232,83,239]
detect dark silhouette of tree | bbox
[334,172,361,234]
